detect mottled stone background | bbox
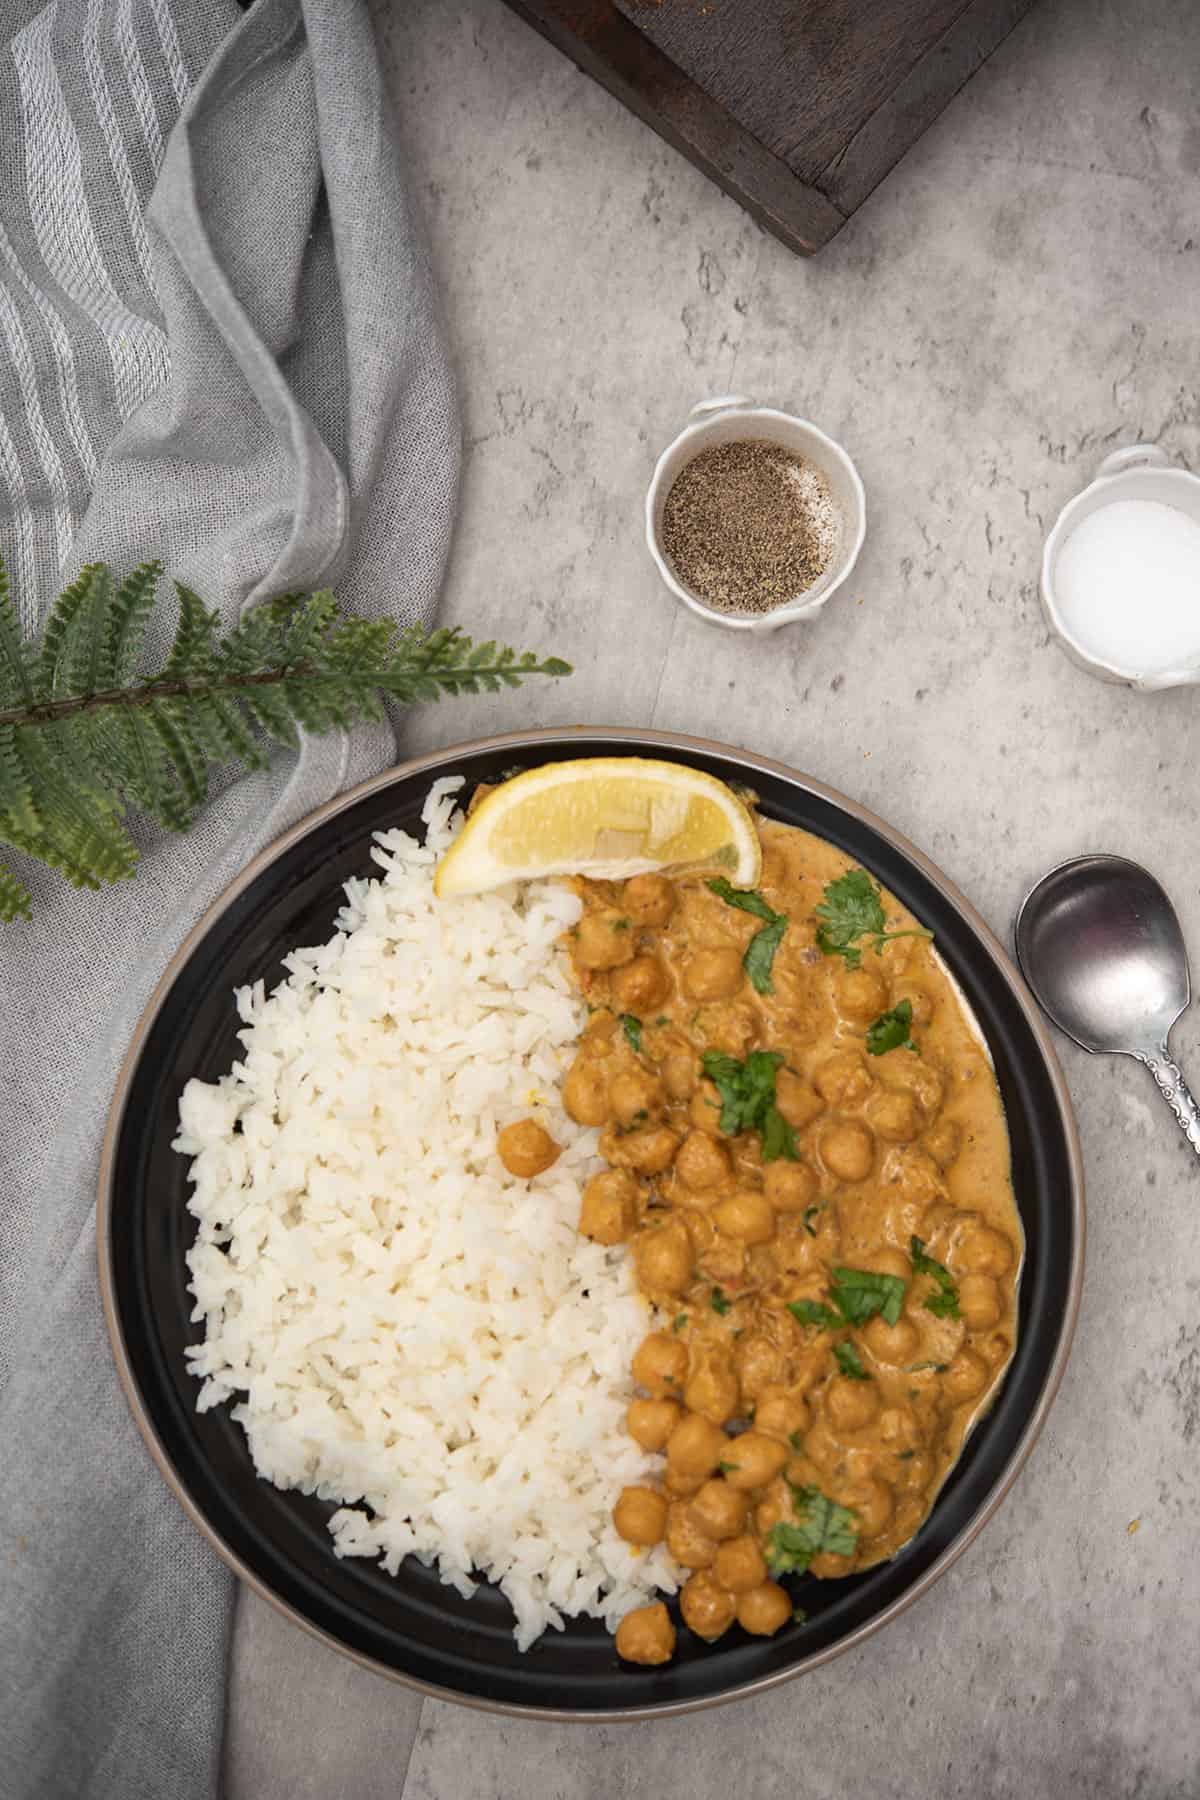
[225,2,1200,1794]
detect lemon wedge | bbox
[433,757,761,897]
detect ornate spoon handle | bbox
[1138,1043,1200,1158]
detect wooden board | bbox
[498,0,1038,255]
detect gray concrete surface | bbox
[224,0,1200,1794]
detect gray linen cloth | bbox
[0,2,459,1796]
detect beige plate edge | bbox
[96,725,1086,1724]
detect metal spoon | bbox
[1015,854,1200,1158]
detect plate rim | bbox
[97,724,1086,1721]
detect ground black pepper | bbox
[661,439,841,615]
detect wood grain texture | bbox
[500,0,847,255]
[497,0,1038,254]
[614,0,974,181]
[817,0,1038,212]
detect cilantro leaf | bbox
[621,1013,643,1054]
[830,1266,906,1328]
[788,1298,840,1330]
[814,869,932,969]
[672,1312,689,1333]
[802,1204,820,1238]
[706,877,778,922]
[706,877,789,994]
[910,1235,961,1319]
[710,1286,733,1317]
[760,1100,800,1163]
[834,1341,869,1380]
[743,912,788,995]
[766,1487,859,1574]
[866,998,917,1056]
[700,1049,799,1161]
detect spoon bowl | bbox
[1016,854,1200,1158]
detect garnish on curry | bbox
[496,811,1022,1666]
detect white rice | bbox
[175,778,677,1649]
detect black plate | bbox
[100,728,1084,1718]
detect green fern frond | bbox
[107,560,162,685]
[0,559,35,706]
[0,554,571,923]
[163,583,219,677]
[0,863,31,921]
[65,563,114,696]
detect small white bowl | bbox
[1041,442,1200,690]
[645,397,867,633]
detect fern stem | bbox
[0,659,567,732]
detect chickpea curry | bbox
[495,813,1023,1668]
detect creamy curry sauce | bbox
[549,817,1022,1662]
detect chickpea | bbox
[842,1476,893,1538]
[861,1313,919,1365]
[683,947,744,1002]
[612,955,672,1013]
[665,1499,719,1569]
[721,1432,789,1491]
[881,1057,944,1122]
[666,1411,728,1480]
[699,1234,746,1286]
[679,1569,737,1641]
[609,1067,665,1127]
[684,1348,740,1426]
[689,1478,749,1541]
[578,1168,638,1245]
[763,1159,818,1213]
[626,1395,681,1452]
[867,1246,912,1282]
[958,1274,1002,1330]
[689,1081,725,1135]
[809,1549,855,1579]
[706,1005,758,1059]
[603,1125,681,1176]
[562,1055,611,1126]
[869,1090,921,1144]
[664,1464,709,1498]
[615,1602,675,1665]
[733,1334,784,1402]
[632,1331,689,1397]
[661,1048,698,1099]
[943,1348,990,1405]
[826,1374,881,1432]
[894,979,934,1027]
[575,909,637,971]
[736,1581,792,1637]
[922,1117,963,1169]
[676,1129,732,1191]
[836,964,889,1024]
[680,1205,716,1261]
[955,1222,1014,1278]
[886,1146,947,1211]
[754,1387,810,1443]
[622,873,676,927]
[754,1478,793,1537]
[712,1189,775,1246]
[714,1534,768,1594]
[496,1119,561,1178]
[819,1118,875,1183]
[613,1484,669,1546]
[632,1219,692,1295]
[775,1069,825,1129]
[814,1051,873,1109]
